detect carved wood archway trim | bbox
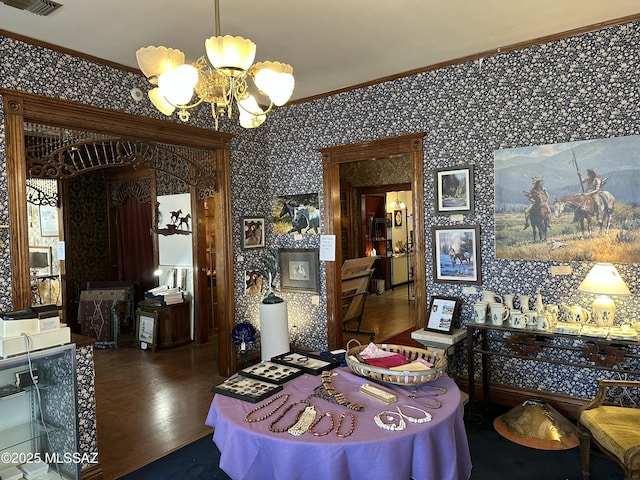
[1,89,236,376]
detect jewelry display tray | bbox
[211,375,283,403]
[271,351,341,375]
[238,361,304,385]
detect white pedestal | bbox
[259,301,289,361]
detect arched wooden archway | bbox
[2,89,237,376]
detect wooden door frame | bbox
[319,133,426,350]
[1,89,236,375]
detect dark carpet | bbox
[119,403,623,480]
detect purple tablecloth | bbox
[206,368,472,480]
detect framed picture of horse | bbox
[279,248,320,294]
[426,296,461,334]
[434,165,474,215]
[242,217,265,249]
[431,225,481,285]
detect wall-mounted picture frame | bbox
[245,270,266,296]
[431,225,481,285]
[29,245,52,276]
[39,205,59,237]
[279,248,320,294]
[426,296,461,334]
[136,310,159,351]
[434,164,474,215]
[242,216,265,249]
[394,210,403,227]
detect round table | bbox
[206,367,471,480]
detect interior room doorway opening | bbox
[320,133,426,350]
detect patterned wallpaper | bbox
[2,21,640,401]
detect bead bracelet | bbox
[374,411,406,431]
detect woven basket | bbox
[345,340,447,386]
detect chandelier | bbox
[135,0,294,130]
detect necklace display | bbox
[269,400,311,433]
[288,405,317,436]
[374,411,406,431]
[408,386,446,409]
[396,404,432,424]
[335,411,356,437]
[244,393,290,423]
[307,411,334,436]
[320,371,364,411]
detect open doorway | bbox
[320,133,426,350]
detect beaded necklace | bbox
[244,393,290,423]
[307,411,334,436]
[374,411,406,431]
[319,371,364,411]
[288,405,317,436]
[269,400,311,433]
[335,411,356,437]
[396,404,432,424]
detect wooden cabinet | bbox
[138,301,191,349]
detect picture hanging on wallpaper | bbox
[434,164,474,215]
[156,193,193,266]
[279,248,320,294]
[494,135,640,262]
[245,270,266,296]
[431,225,481,285]
[242,217,265,249]
[39,205,59,237]
[272,193,320,235]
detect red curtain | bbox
[116,196,154,303]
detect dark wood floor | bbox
[93,285,415,479]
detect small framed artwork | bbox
[426,296,461,334]
[431,225,481,285]
[279,248,320,294]
[394,210,403,227]
[29,246,52,276]
[136,310,159,351]
[242,217,265,249]
[245,270,266,296]
[386,212,392,228]
[434,164,474,215]
[39,205,59,237]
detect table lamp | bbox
[577,263,630,327]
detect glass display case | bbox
[0,343,78,479]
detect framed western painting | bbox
[136,310,159,351]
[279,248,320,294]
[431,225,481,285]
[242,217,265,249]
[434,165,474,215]
[426,296,461,334]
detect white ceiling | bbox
[1,0,639,102]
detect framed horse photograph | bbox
[242,217,265,249]
[431,225,481,285]
[279,248,320,294]
[494,135,640,262]
[434,164,474,215]
[272,193,320,235]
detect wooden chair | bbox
[578,379,640,480]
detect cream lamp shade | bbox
[577,263,630,327]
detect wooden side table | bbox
[137,301,191,349]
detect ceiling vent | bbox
[1,0,62,16]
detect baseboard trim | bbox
[81,463,103,480]
[455,377,587,420]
